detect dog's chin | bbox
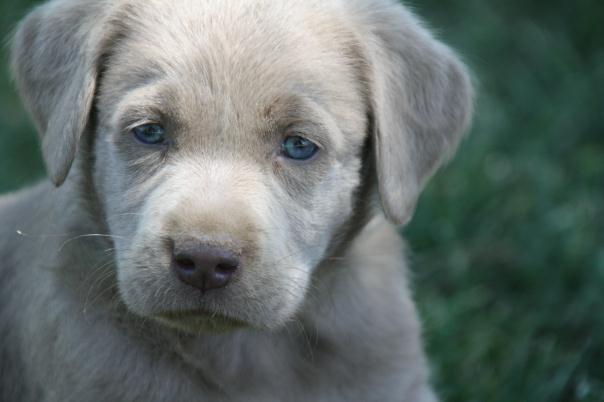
[118,279,304,333]
[153,310,250,334]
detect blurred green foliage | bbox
[407,1,604,401]
[0,0,602,401]
[0,0,45,190]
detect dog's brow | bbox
[116,105,165,131]
[258,95,336,149]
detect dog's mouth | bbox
[155,309,249,333]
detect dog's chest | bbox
[46,326,398,402]
[145,332,394,402]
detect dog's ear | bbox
[11,0,112,186]
[361,4,474,225]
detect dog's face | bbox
[93,1,368,330]
[11,0,473,331]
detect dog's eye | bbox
[281,136,318,160]
[132,123,166,145]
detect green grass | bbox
[0,0,45,192]
[1,1,603,401]
[406,1,604,400]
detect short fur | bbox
[0,0,473,401]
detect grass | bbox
[1,1,602,401]
[406,0,604,400]
[0,0,45,192]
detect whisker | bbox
[58,233,124,252]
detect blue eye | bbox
[282,136,319,160]
[132,123,166,145]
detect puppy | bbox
[0,0,473,401]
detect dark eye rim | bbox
[280,135,321,161]
[131,122,168,146]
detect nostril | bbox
[216,263,236,271]
[175,255,196,271]
[216,255,239,271]
[215,262,238,276]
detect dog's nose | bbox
[171,243,240,292]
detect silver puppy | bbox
[0,0,473,400]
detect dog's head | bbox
[11,0,472,331]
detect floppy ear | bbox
[361,4,474,225]
[11,0,110,186]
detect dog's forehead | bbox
[107,0,360,101]
[99,0,366,150]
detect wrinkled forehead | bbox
[99,0,364,126]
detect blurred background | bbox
[0,0,602,401]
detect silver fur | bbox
[0,0,473,400]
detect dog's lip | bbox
[158,308,231,319]
[154,309,248,332]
